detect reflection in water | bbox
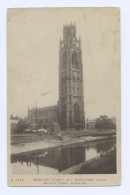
[85,148,99,161]
[11,161,58,175]
[11,137,116,175]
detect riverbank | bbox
[10,130,116,155]
[60,147,116,174]
[11,129,116,145]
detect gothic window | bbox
[72,51,78,69]
[73,87,75,94]
[77,88,79,95]
[67,72,71,79]
[74,103,80,123]
[63,52,67,69]
[61,77,66,96]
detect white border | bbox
[0,0,130,194]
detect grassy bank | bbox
[60,148,116,174]
[61,129,116,137]
[78,148,116,174]
[11,129,116,145]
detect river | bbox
[11,137,116,174]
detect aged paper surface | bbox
[7,7,121,186]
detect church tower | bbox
[58,23,85,131]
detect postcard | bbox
[8,7,121,186]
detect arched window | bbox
[63,52,67,68]
[74,103,80,123]
[72,51,78,69]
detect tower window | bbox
[63,52,67,69]
[77,88,79,95]
[74,103,80,123]
[72,51,78,69]
[73,87,75,94]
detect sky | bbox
[7,8,120,119]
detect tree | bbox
[95,115,116,130]
[16,120,31,134]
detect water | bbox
[11,137,116,175]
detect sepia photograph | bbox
[7,7,121,186]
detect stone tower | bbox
[58,23,85,131]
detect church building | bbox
[28,24,85,132]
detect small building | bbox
[86,119,96,130]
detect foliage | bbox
[95,115,116,130]
[16,120,31,133]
